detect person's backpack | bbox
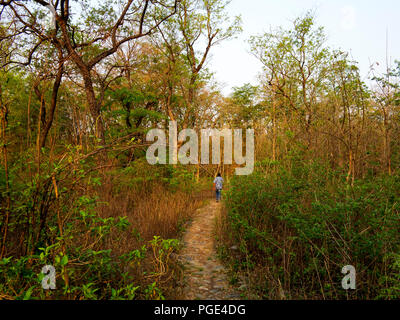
[215,177,223,190]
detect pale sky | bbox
[207,0,400,96]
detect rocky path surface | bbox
[179,200,241,300]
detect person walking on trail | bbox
[214,173,224,203]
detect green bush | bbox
[223,160,400,299]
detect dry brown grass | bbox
[89,172,210,299]
[97,182,202,241]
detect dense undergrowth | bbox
[217,158,400,300]
[0,150,207,300]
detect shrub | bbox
[219,160,400,299]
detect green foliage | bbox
[223,160,400,299]
[165,166,197,192]
[0,201,180,300]
[223,84,264,128]
[378,254,400,299]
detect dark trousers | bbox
[216,189,222,201]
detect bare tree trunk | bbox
[272,95,277,162]
[40,60,64,149]
[81,70,106,144]
[0,94,11,258]
[383,107,392,175]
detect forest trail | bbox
[179,200,241,300]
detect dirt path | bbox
[179,200,241,300]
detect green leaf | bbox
[61,255,69,266]
[23,286,35,300]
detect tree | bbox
[220,84,263,129]
[31,44,65,149]
[179,0,241,127]
[372,60,400,175]
[152,0,241,129]
[250,12,329,149]
[1,0,180,144]
[324,51,370,183]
